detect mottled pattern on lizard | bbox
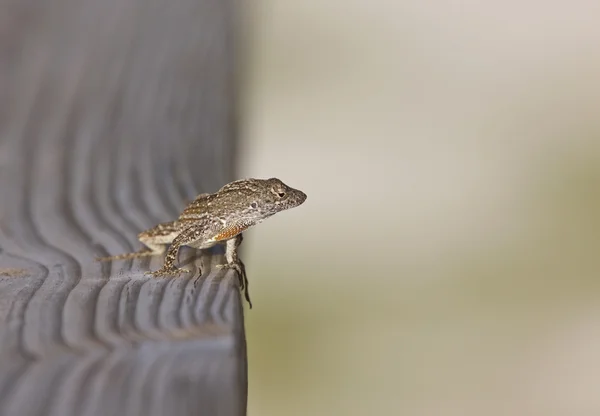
[96,178,307,308]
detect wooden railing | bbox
[0,0,246,414]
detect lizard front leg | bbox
[146,226,201,277]
[217,234,252,308]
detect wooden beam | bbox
[0,0,246,414]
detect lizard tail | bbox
[95,250,156,262]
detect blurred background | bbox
[238,1,600,415]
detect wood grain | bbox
[0,0,246,415]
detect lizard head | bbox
[217,177,306,226]
[247,178,307,221]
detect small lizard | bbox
[96,178,307,308]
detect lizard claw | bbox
[216,262,246,288]
[216,261,252,308]
[145,268,191,277]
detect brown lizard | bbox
[96,178,307,307]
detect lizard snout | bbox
[292,190,307,206]
[298,191,307,204]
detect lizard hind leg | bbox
[96,221,178,262]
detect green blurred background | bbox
[237,1,600,415]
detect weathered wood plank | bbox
[0,0,246,415]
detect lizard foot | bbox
[216,261,252,309]
[145,267,191,277]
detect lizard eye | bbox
[271,186,286,198]
[250,202,258,209]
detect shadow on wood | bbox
[0,0,246,415]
